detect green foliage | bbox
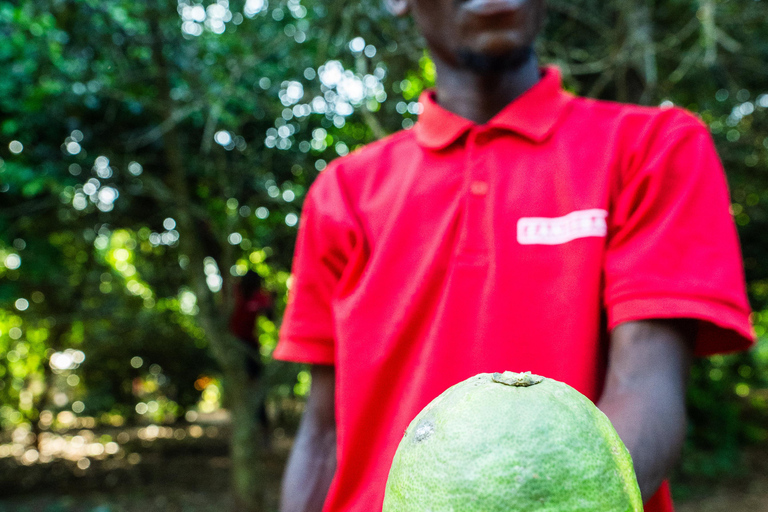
[0,0,767,491]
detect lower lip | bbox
[461,0,528,15]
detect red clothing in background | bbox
[230,288,272,346]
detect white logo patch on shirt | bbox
[517,209,609,245]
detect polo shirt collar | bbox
[415,66,573,150]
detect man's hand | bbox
[280,364,337,512]
[598,319,696,503]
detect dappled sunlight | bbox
[2,0,768,509]
[0,419,230,471]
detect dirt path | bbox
[675,447,768,512]
[676,473,768,512]
[0,426,766,512]
[678,489,768,512]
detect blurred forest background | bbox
[1,0,768,511]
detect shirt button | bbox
[470,181,489,196]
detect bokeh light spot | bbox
[9,141,23,154]
[4,253,21,269]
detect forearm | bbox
[598,376,687,501]
[280,420,337,512]
[280,365,337,512]
[598,320,695,502]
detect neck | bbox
[432,52,541,125]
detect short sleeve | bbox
[273,167,360,365]
[604,112,755,356]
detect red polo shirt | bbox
[274,67,754,511]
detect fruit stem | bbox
[492,371,544,387]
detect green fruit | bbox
[383,371,643,512]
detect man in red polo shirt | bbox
[273,0,755,510]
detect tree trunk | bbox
[698,0,718,65]
[621,0,658,104]
[203,323,267,512]
[148,6,267,509]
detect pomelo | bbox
[383,371,643,511]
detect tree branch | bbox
[125,101,204,152]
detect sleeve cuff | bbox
[273,335,335,365]
[608,296,756,357]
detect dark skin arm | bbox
[598,319,697,502]
[280,364,337,512]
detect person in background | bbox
[273,0,755,510]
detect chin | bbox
[456,44,533,74]
[472,27,533,52]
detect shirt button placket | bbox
[458,129,492,263]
